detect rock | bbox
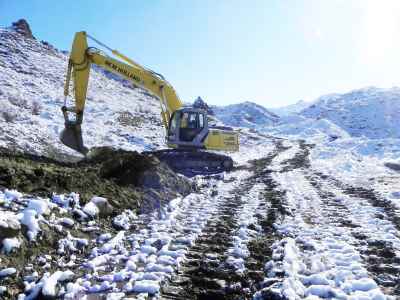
[59,217,74,228]
[211,190,218,197]
[11,19,35,39]
[258,283,288,300]
[151,239,164,251]
[2,237,21,254]
[0,212,21,240]
[90,196,114,217]
[0,268,16,278]
[112,211,134,230]
[385,162,400,172]
[82,201,99,218]
[193,96,214,115]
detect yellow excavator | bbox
[61,32,239,175]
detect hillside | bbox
[213,101,279,128]
[269,99,312,117]
[300,87,400,139]
[0,22,164,160]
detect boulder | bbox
[89,196,114,217]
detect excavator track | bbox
[149,149,234,177]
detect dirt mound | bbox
[0,146,192,212]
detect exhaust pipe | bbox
[60,106,89,155]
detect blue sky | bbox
[1,0,400,107]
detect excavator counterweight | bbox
[61,31,239,174]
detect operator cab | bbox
[167,108,209,147]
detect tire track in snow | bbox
[318,173,400,234]
[313,172,400,295]
[161,178,253,300]
[161,140,291,300]
[265,140,396,299]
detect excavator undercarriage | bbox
[150,149,234,177]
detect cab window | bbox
[188,113,197,128]
[199,113,204,128]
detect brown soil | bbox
[0,146,192,212]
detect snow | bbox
[213,101,279,128]
[268,116,351,143]
[51,193,79,208]
[59,217,74,227]
[269,99,313,117]
[140,245,157,254]
[129,280,160,294]
[262,140,398,299]
[4,189,23,201]
[42,270,74,297]
[27,199,48,215]
[300,87,400,139]
[0,268,16,277]
[105,292,126,300]
[19,209,40,241]
[226,183,265,273]
[57,232,88,254]
[82,201,99,217]
[2,237,21,254]
[113,210,136,230]
[347,278,378,292]
[0,211,20,230]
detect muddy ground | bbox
[0,146,192,211]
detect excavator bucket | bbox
[60,122,89,155]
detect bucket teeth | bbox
[60,123,89,155]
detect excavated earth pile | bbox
[0,146,192,212]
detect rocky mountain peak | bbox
[193,96,207,108]
[193,96,214,115]
[11,19,35,39]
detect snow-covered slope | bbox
[213,101,279,128]
[269,115,351,143]
[300,87,400,139]
[269,99,312,117]
[0,24,164,160]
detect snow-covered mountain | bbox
[0,20,164,159]
[300,87,400,139]
[212,101,280,128]
[269,99,312,117]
